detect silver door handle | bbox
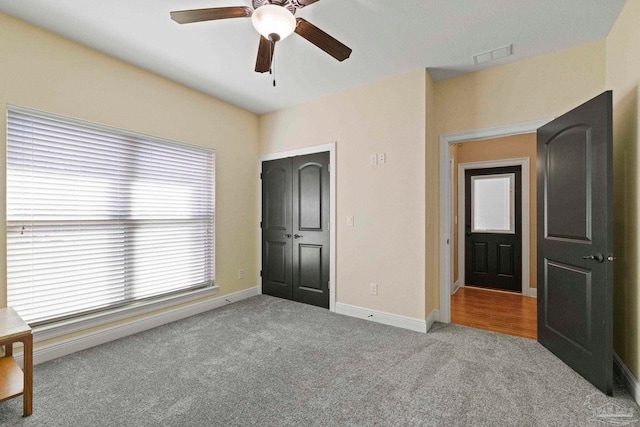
[294,234,303,239]
[582,253,604,263]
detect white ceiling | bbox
[0,0,627,114]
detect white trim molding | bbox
[452,280,461,294]
[258,142,337,312]
[34,286,219,343]
[439,119,552,323]
[335,303,428,333]
[426,309,440,332]
[16,286,261,366]
[457,158,532,298]
[614,352,640,406]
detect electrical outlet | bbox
[370,154,378,166]
[377,153,386,164]
[238,269,245,280]
[369,283,378,296]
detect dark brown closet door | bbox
[262,152,330,309]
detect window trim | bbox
[33,280,219,343]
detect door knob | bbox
[582,253,604,263]
[284,234,292,238]
[294,234,303,239]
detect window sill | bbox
[33,286,219,343]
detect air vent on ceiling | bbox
[473,44,513,65]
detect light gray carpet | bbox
[1,295,638,426]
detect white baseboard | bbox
[15,286,260,366]
[614,351,640,406]
[335,302,427,333]
[452,280,461,295]
[528,288,538,298]
[426,309,440,332]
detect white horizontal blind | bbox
[7,107,215,325]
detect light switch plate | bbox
[369,283,378,295]
[346,216,354,227]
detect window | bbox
[471,173,515,234]
[7,107,215,325]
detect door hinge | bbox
[328,164,332,172]
[260,270,263,277]
[260,173,263,179]
[260,221,262,228]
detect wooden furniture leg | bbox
[23,335,33,417]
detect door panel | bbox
[265,241,287,284]
[262,152,330,309]
[537,91,612,395]
[472,242,488,274]
[298,164,323,230]
[262,158,293,300]
[298,244,323,291]
[465,166,522,291]
[497,244,515,276]
[265,165,289,231]
[544,260,591,352]
[545,126,591,242]
[292,153,330,308]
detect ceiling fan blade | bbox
[170,7,252,24]
[294,0,320,6]
[255,36,273,73]
[294,18,352,62]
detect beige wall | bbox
[0,14,259,325]
[450,134,538,290]
[260,70,427,320]
[606,0,640,379]
[435,40,607,136]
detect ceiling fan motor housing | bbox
[253,0,300,15]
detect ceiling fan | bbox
[170,0,352,74]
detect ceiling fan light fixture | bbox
[251,4,296,41]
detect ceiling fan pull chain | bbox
[272,40,277,87]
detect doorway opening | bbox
[440,120,549,344]
[450,136,534,339]
[438,120,550,324]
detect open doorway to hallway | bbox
[449,134,537,339]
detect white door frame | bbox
[438,120,551,323]
[258,142,337,312]
[450,156,457,294]
[457,158,531,297]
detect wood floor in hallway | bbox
[451,286,537,340]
